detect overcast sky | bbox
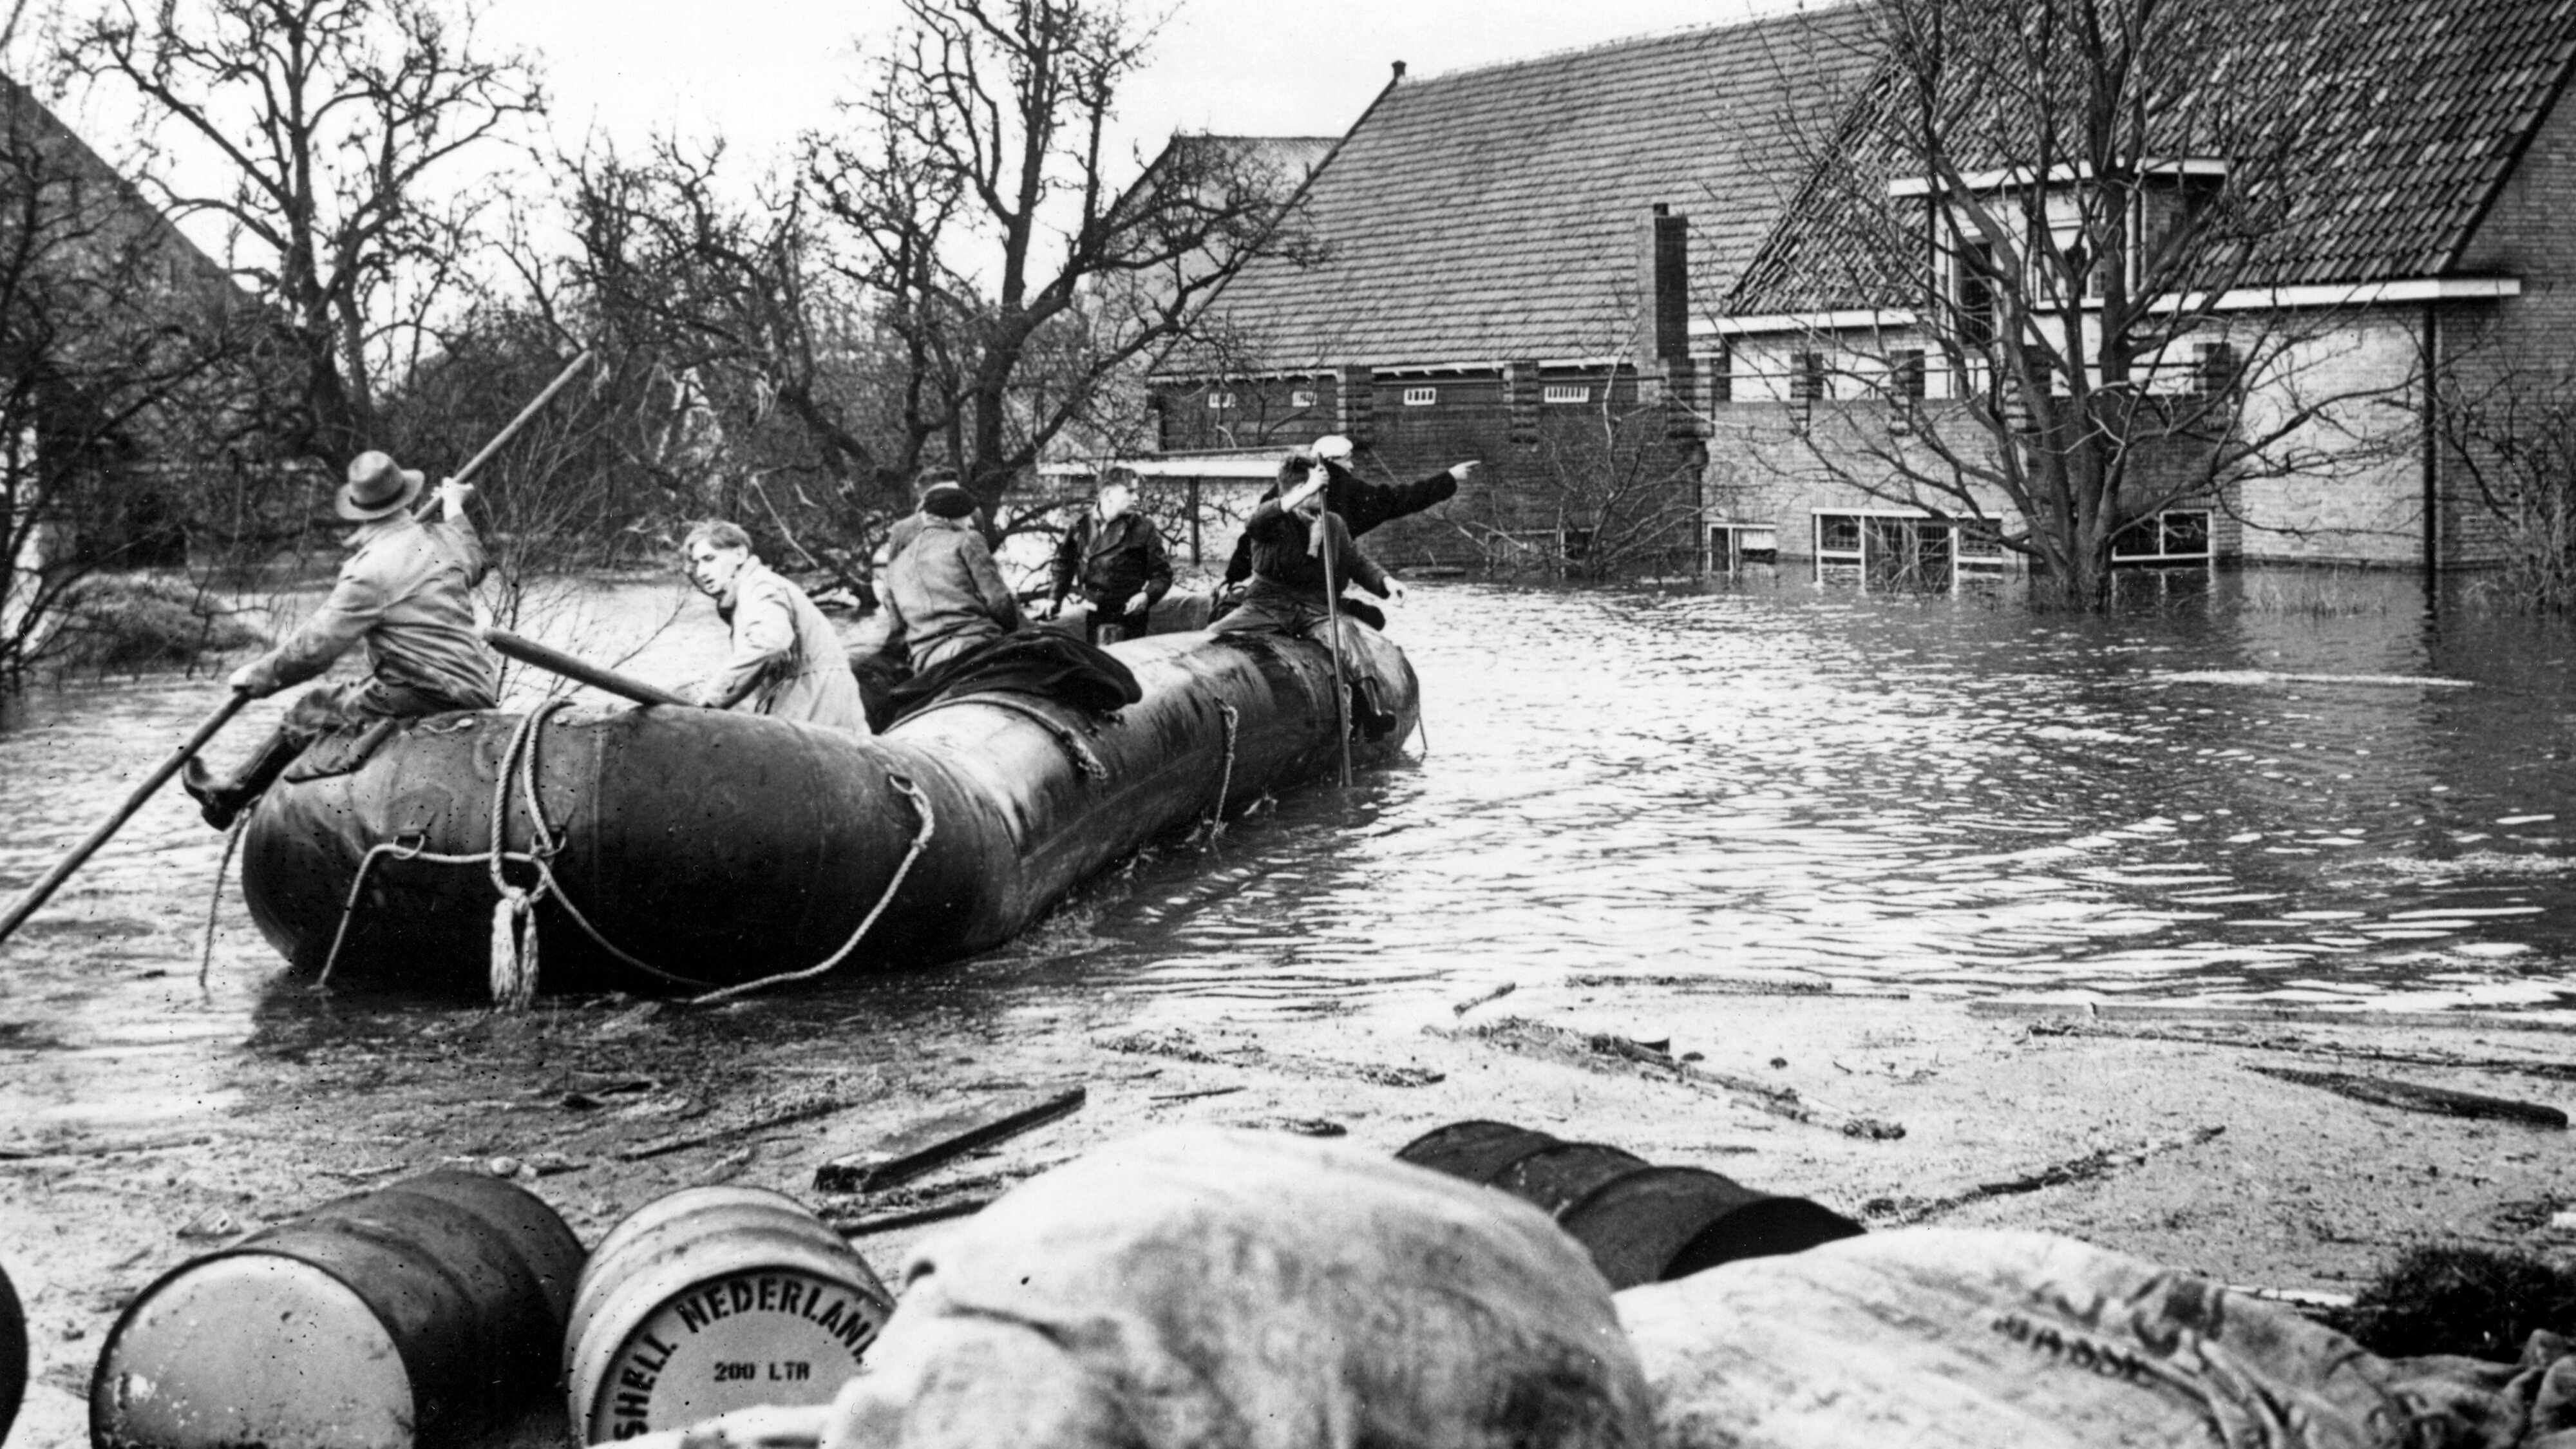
[480,0,1812,168]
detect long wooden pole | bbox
[412,349,597,518]
[481,628,690,708]
[1316,504,1354,788]
[0,692,250,948]
[0,354,609,953]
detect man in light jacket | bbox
[181,450,500,829]
[683,520,869,734]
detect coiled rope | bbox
[311,712,938,1010]
[316,702,712,1002]
[198,812,251,992]
[1199,700,1240,845]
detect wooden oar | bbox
[0,692,251,949]
[481,628,691,708]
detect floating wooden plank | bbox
[813,1086,1086,1194]
[2249,1066,2568,1128]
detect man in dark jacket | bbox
[1047,475,1172,644]
[878,480,1025,672]
[1219,436,1475,628]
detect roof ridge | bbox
[1408,1,1861,86]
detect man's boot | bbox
[179,728,305,831]
[1350,677,1399,741]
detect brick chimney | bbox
[1636,204,1690,369]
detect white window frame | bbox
[1812,507,2014,592]
[2111,508,2214,567]
[1205,392,1236,411]
[1290,388,1319,409]
[1543,383,1593,405]
[1401,386,1439,406]
[1709,522,1779,574]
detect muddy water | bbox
[3,569,2574,1148]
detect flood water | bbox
[5,567,2575,1139]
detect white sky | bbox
[481,0,1809,171]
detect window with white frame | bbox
[1709,522,1780,573]
[1206,392,1236,410]
[2111,509,2213,565]
[1402,386,1438,406]
[1543,384,1592,404]
[1814,509,2013,592]
[1291,388,1318,408]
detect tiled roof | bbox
[1731,0,2576,314]
[0,73,241,302]
[1191,8,1880,370]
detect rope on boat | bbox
[684,770,938,1007]
[198,812,250,992]
[486,703,559,1009]
[1200,701,1240,845]
[908,693,1108,780]
[312,704,714,1001]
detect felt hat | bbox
[338,451,426,522]
[919,481,978,519]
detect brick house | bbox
[1703,0,2576,585]
[0,72,267,576]
[1145,12,1880,574]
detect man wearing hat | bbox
[876,478,1025,672]
[180,451,498,829]
[1218,437,1475,629]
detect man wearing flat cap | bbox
[180,451,498,829]
[876,477,1026,672]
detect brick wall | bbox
[1711,310,2427,567]
[1148,366,1706,573]
[2441,70,2576,570]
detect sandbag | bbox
[1619,1228,2428,1449]
[808,1126,1651,1449]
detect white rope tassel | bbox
[489,886,539,1009]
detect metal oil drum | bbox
[1559,1164,1864,1289]
[90,1170,585,1449]
[564,1185,895,1443]
[1393,1119,1563,1184]
[1,1258,25,1447]
[1394,1119,1864,1290]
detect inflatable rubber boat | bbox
[236,627,1419,999]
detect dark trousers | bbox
[1082,597,1151,644]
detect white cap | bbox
[1311,434,1354,462]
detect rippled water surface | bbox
[6,568,2576,1083]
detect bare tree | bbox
[806,0,1320,518]
[2433,359,2576,614]
[1729,0,2418,609]
[59,0,542,464]
[567,140,918,591]
[0,77,266,696]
